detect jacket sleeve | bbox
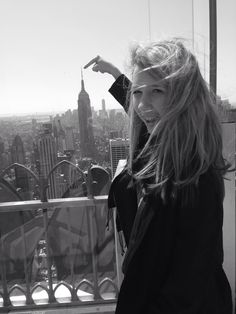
[150,173,227,313]
[108,74,131,113]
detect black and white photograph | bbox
[0,0,235,313]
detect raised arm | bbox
[84,55,122,80]
[84,56,131,112]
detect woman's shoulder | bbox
[189,168,224,213]
[198,168,224,199]
[174,168,224,210]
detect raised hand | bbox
[84,55,122,79]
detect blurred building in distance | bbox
[10,134,30,199]
[109,138,129,178]
[37,123,58,199]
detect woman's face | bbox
[131,66,167,133]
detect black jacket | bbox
[108,75,233,314]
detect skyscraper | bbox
[77,70,95,158]
[10,135,30,199]
[11,135,25,165]
[101,99,108,119]
[109,138,129,178]
[65,127,75,151]
[57,119,66,153]
[0,137,6,172]
[0,136,5,155]
[37,124,58,199]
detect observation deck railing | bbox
[0,161,120,313]
[0,196,119,313]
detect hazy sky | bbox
[0,0,236,115]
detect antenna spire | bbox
[81,67,85,90]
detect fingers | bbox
[92,64,99,72]
[92,63,105,73]
[84,55,100,69]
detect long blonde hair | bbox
[127,38,229,201]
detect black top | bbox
[108,74,233,314]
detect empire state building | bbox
[77,71,95,158]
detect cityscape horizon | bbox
[0,94,235,119]
[0,104,123,118]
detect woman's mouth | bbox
[145,118,156,123]
[143,116,160,124]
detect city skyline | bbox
[1,0,236,116]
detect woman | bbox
[85,38,233,314]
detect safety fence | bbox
[0,196,119,313]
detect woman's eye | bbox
[132,90,142,96]
[152,88,162,94]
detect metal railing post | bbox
[19,212,33,305]
[86,166,100,299]
[42,208,56,303]
[87,205,100,300]
[66,207,78,301]
[0,232,11,307]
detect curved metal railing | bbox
[0,163,118,313]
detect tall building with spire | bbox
[77,70,96,158]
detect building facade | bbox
[10,135,30,199]
[109,138,129,177]
[37,123,58,199]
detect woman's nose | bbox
[138,94,152,111]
